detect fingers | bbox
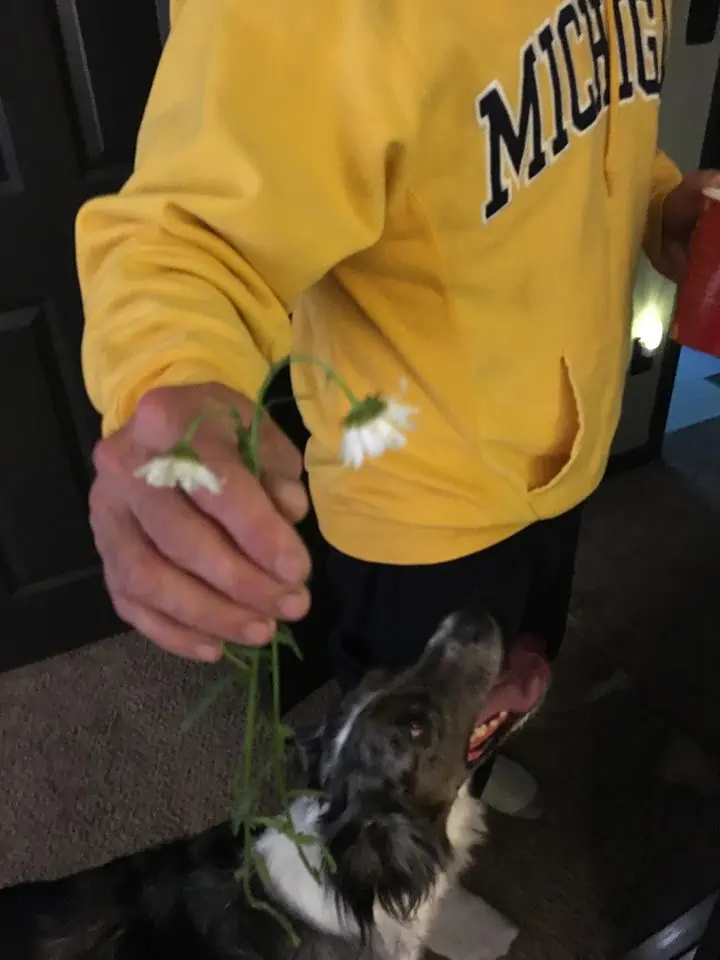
[256,412,305,481]
[128,482,310,620]
[114,597,224,662]
[91,383,314,662]
[189,452,311,584]
[129,385,312,583]
[93,495,282,646]
[134,382,305,484]
[262,473,310,525]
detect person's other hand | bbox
[656,169,720,284]
[90,382,312,661]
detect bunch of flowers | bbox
[134,355,416,940]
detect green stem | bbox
[183,409,213,444]
[248,354,359,469]
[270,630,287,806]
[222,644,251,672]
[242,650,260,868]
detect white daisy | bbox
[340,392,418,469]
[134,446,224,496]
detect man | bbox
[77,0,716,811]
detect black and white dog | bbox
[0,605,547,959]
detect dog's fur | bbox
[0,606,522,959]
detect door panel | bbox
[0,305,97,587]
[54,0,163,171]
[0,0,163,671]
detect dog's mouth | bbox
[467,710,513,764]
[466,637,551,765]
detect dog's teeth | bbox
[475,724,488,738]
[499,710,509,720]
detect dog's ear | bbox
[327,807,450,929]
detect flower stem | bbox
[248,354,359,468]
[242,650,260,862]
[271,630,287,805]
[180,351,355,941]
[183,410,213,444]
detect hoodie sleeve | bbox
[643,149,683,269]
[77,0,423,435]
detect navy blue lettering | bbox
[614,0,635,101]
[579,0,611,108]
[538,23,571,157]
[557,2,600,132]
[628,0,662,97]
[477,0,667,222]
[477,43,548,221]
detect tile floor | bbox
[666,348,720,433]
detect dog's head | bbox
[296,605,548,931]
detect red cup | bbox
[672,187,720,358]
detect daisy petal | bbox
[134,455,224,495]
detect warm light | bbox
[634,303,665,352]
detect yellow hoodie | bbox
[77,0,681,565]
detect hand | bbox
[656,169,720,284]
[90,382,312,662]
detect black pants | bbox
[325,507,583,790]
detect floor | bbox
[666,348,720,433]
[2,420,720,959]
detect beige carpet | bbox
[2,420,720,958]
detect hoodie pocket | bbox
[527,355,585,497]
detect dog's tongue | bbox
[475,638,551,724]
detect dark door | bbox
[0,0,169,672]
[0,1,332,699]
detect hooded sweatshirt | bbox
[77,0,682,564]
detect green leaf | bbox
[168,438,201,461]
[286,831,318,848]
[252,816,289,832]
[241,854,300,946]
[271,820,318,849]
[251,851,274,892]
[249,894,300,947]
[275,625,304,660]
[230,786,258,836]
[319,845,338,873]
[221,648,251,673]
[181,674,235,732]
[229,404,249,436]
[295,846,322,884]
[277,723,295,742]
[230,407,258,473]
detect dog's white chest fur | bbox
[373,784,485,959]
[254,797,359,939]
[255,784,485,959]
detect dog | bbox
[0,603,545,959]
